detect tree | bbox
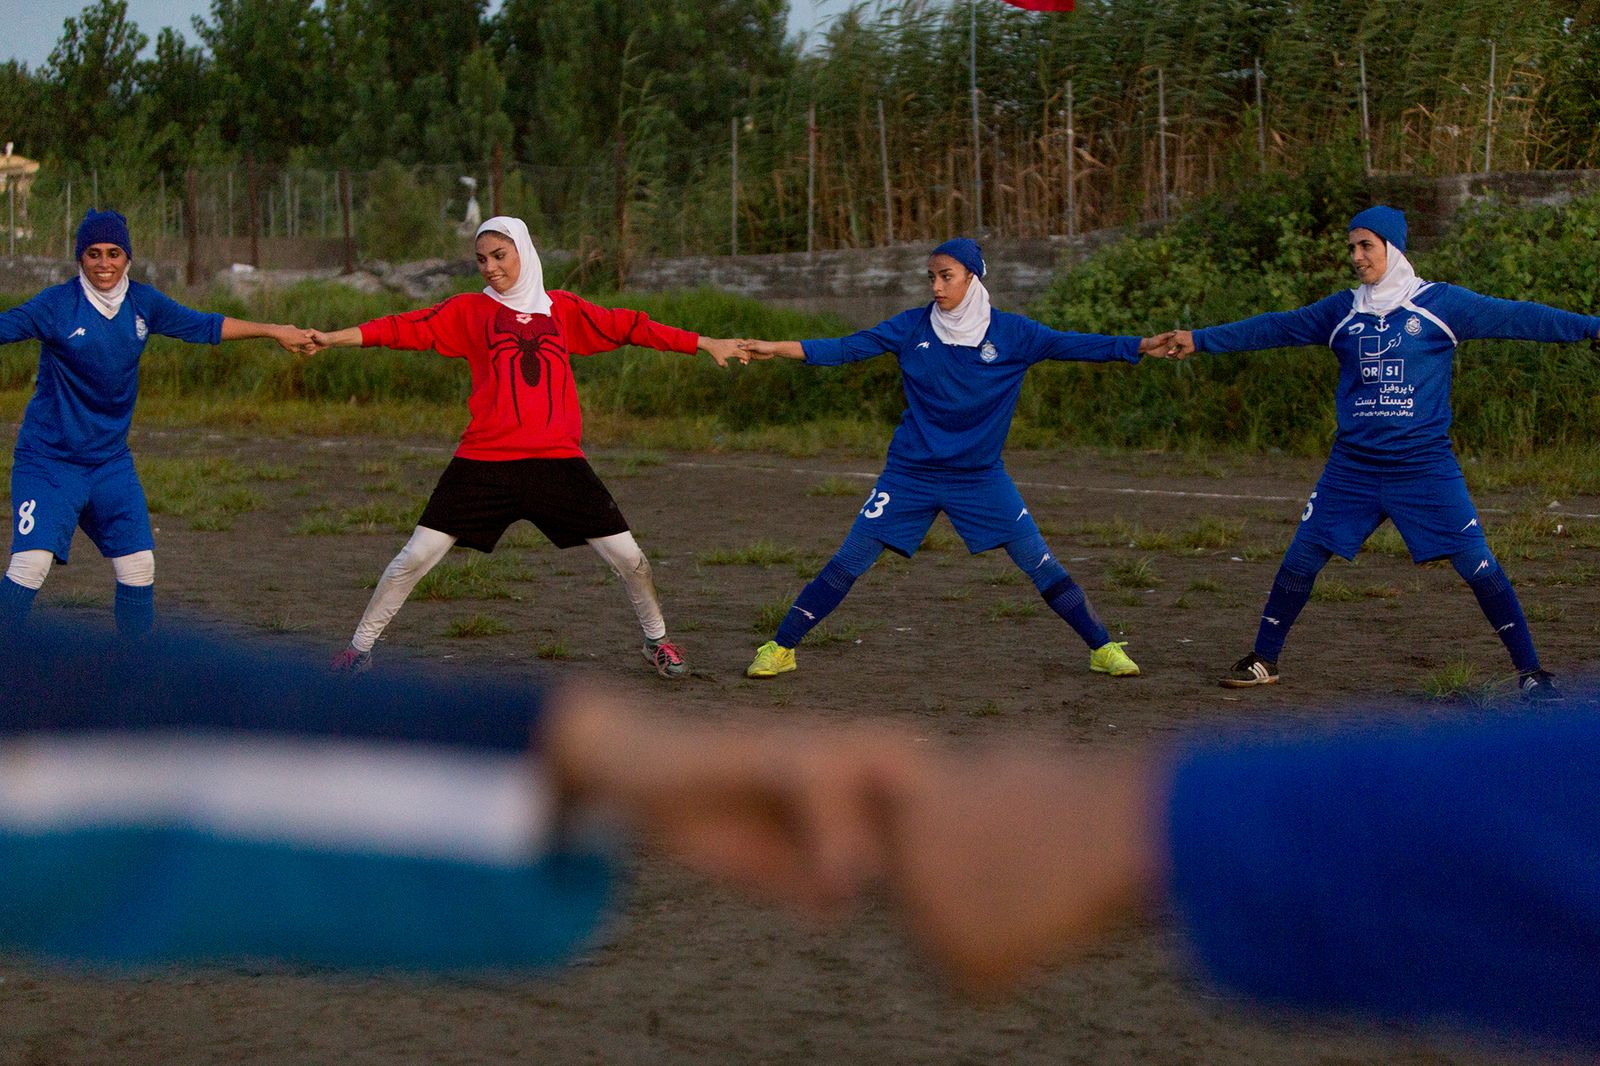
[45,0,149,164]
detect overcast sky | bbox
[5,0,852,70]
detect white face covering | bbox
[79,269,129,320]
[1352,242,1425,317]
[929,273,993,347]
[475,215,551,316]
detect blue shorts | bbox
[848,465,1041,557]
[9,451,155,563]
[1294,451,1486,563]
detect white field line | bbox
[662,458,1600,521]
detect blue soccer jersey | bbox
[0,279,223,464]
[802,306,1141,472]
[1192,285,1600,468]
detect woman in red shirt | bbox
[311,216,745,678]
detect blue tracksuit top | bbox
[1193,284,1600,468]
[1169,702,1600,1045]
[803,306,1141,472]
[0,279,223,465]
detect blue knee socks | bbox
[1005,534,1110,649]
[115,582,154,638]
[1040,575,1111,650]
[1253,565,1318,662]
[1458,559,1538,673]
[0,577,38,629]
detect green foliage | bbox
[1029,183,1600,456]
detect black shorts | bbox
[417,456,630,552]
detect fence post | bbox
[877,98,893,244]
[1484,38,1496,173]
[969,0,982,236]
[1359,48,1372,175]
[246,152,261,268]
[340,168,354,275]
[1156,67,1168,222]
[8,180,14,257]
[492,142,504,218]
[1255,56,1267,175]
[185,168,199,287]
[730,116,738,256]
[807,102,816,257]
[1066,79,1076,247]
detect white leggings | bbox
[349,527,666,652]
[4,548,153,589]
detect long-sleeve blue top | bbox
[1192,284,1600,467]
[0,619,611,971]
[0,280,223,465]
[802,306,1140,472]
[1169,703,1600,1045]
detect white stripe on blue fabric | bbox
[1403,296,1456,346]
[0,731,551,865]
[1327,307,1358,347]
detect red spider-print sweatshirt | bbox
[359,290,700,460]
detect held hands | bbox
[1141,330,1195,360]
[737,339,798,360]
[548,693,1161,995]
[700,337,752,367]
[272,325,319,356]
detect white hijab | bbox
[79,270,128,320]
[1352,242,1426,317]
[930,274,993,347]
[475,216,551,316]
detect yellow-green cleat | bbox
[746,640,797,678]
[1089,640,1140,677]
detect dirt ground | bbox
[5,424,1598,1066]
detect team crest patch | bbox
[1405,315,1421,336]
[979,341,998,363]
[135,315,147,340]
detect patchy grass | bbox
[919,524,964,553]
[1186,577,1224,593]
[1177,515,1246,550]
[415,554,535,601]
[986,598,1039,621]
[1420,656,1497,706]
[499,524,551,551]
[1525,602,1565,625]
[808,475,867,497]
[445,614,512,638]
[140,455,266,530]
[603,451,667,477]
[536,638,571,660]
[699,539,812,568]
[1106,556,1159,589]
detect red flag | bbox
[999,0,1074,10]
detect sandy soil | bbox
[4,425,1596,1066]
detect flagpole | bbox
[970,0,983,236]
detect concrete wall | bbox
[626,230,1132,327]
[629,169,1600,326]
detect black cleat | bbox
[1220,652,1279,688]
[1518,669,1563,702]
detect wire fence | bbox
[0,44,1573,278]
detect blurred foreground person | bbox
[5,620,1600,1049]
